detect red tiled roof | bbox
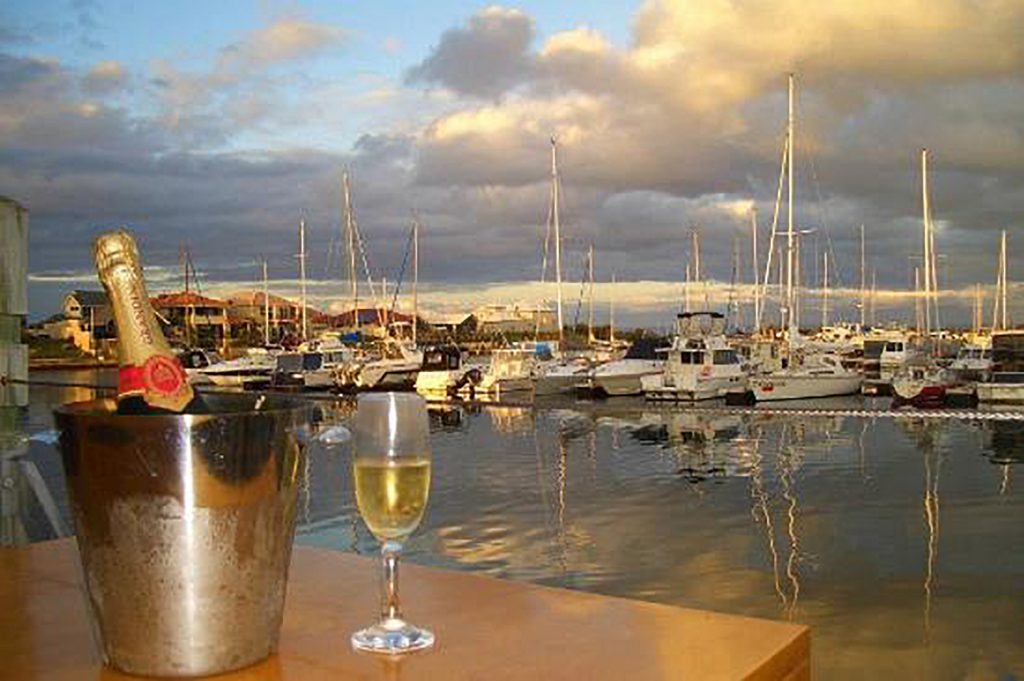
[151,292,227,308]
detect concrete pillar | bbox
[1,196,28,410]
[1,197,29,545]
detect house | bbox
[43,290,114,354]
[225,291,303,342]
[473,303,557,335]
[151,292,229,349]
[429,313,477,337]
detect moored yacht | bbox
[891,357,952,408]
[414,345,481,398]
[749,347,862,402]
[577,338,668,397]
[180,348,278,388]
[643,312,746,401]
[471,347,539,397]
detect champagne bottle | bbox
[93,229,206,415]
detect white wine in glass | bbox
[353,458,431,542]
[350,393,435,654]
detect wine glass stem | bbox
[381,541,402,622]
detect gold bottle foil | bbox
[94,229,194,412]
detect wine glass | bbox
[350,392,435,654]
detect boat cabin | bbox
[421,346,462,372]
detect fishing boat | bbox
[643,312,747,401]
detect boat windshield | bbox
[624,339,667,360]
[884,342,904,352]
[713,349,738,365]
[302,353,323,371]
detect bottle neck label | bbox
[119,355,189,400]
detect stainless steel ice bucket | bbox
[54,393,314,677]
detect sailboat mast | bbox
[299,218,308,341]
[551,137,564,345]
[343,172,358,330]
[994,229,1008,331]
[684,263,692,313]
[1001,230,1008,331]
[262,257,270,346]
[922,149,932,337]
[588,243,595,343]
[914,267,923,336]
[786,73,796,340]
[751,208,760,332]
[413,218,419,346]
[610,273,616,343]
[860,224,866,329]
[822,251,829,329]
[974,282,982,336]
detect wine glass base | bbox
[351,618,435,654]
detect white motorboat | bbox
[471,347,539,397]
[749,348,862,401]
[535,357,593,396]
[949,343,992,382]
[180,348,278,388]
[977,373,1024,404]
[271,347,354,391]
[643,313,747,401]
[415,346,481,398]
[345,342,422,391]
[879,339,912,381]
[577,338,668,397]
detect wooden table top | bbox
[1,539,809,680]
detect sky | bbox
[3,0,1024,326]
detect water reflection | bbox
[18,376,1024,679]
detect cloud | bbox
[218,18,347,70]
[405,6,535,98]
[82,59,127,94]
[7,1,1024,328]
[148,17,347,141]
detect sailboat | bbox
[892,149,955,408]
[748,74,861,402]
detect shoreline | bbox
[29,360,117,371]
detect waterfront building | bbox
[42,290,114,356]
[225,290,302,343]
[151,291,229,350]
[473,302,557,335]
[429,312,478,338]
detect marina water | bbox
[16,370,1024,679]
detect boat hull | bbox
[976,383,1024,404]
[750,374,862,401]
[643,374,747,402]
